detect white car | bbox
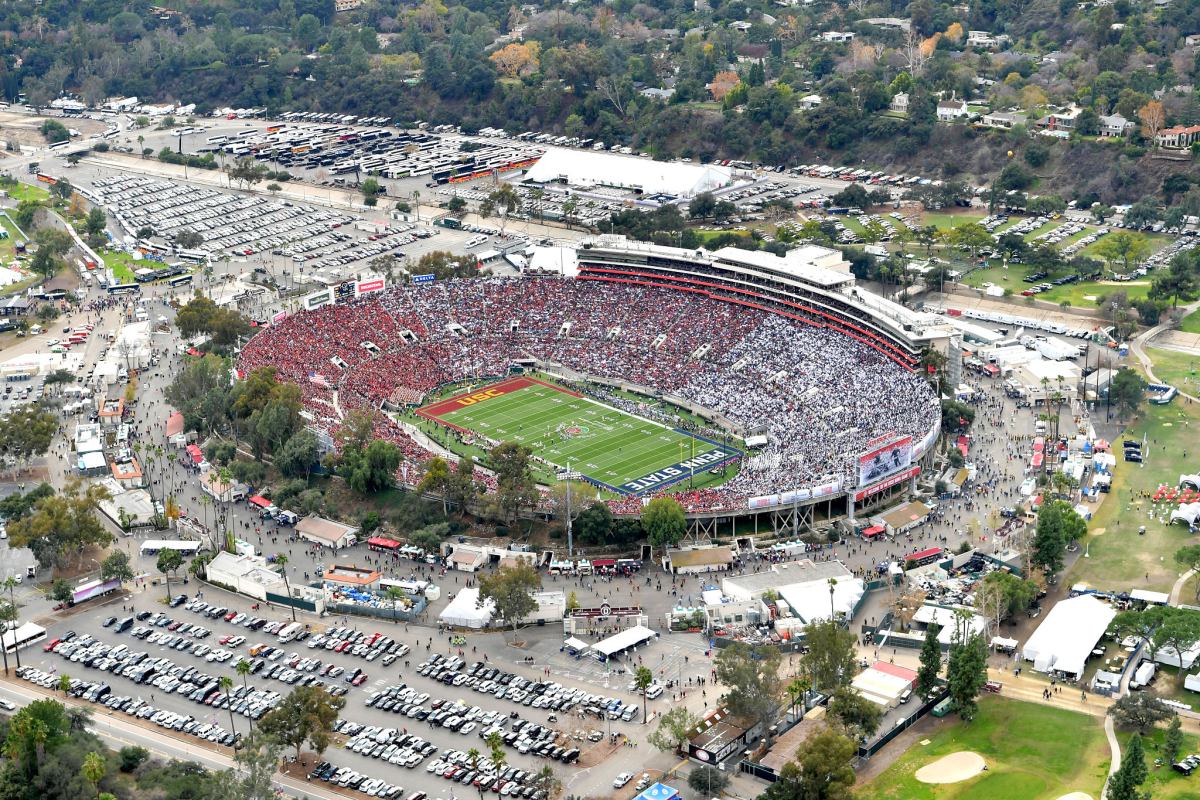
[0,698,15,710]
[614,773,633,788]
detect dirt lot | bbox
[0,111,108,150]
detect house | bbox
[1098,114,1135,137]
[982,111,1028,129]
[333,0,360,10]
[1040,50,1068,63]
[323,564,383,591]
[967,30,998,47]
[295,516,360,550]
[730,20,752,31]
[1038,107,1080,132]
[639,87,675,101]
[864,17,911,31]
[1186,35,1200,46]
[97,396,124,427]
[936,98,969,121]
[821,30,854,42]
[110,457,143,490]
[890,92,909,114]
[798,94,822,109]
[1154,84,1195,100]
[1157,125,1200,148]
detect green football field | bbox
[416,376,740,496]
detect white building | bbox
[937,98,970,121]
[524,149,734,198]
[890,93,909,114]
[1022,594,1116,676]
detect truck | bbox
[277,622,303,643]
[233,539,256,558]
[1036,338,1079,361]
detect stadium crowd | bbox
[237,277,938,512]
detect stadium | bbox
[237,236,949,527]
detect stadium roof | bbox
[525,149,733,197]
[713,245,853,288]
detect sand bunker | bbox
[1054,793,1094,800]
[915,752,987,784]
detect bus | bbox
[3,622,47,655]
[108,283,140,295]
[206,135,228,146]
[71,578,120,606]
[169,274,194,288]
[139,540,201,557]
[277,622,303,643]
[36,173,58,185]
[49,141,72,152]
[175,249,208,264]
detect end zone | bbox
[416,375,581,423]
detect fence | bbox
[327,595,428,622]
[265,590,318,614]
[712,636,807,654]
[858,688,950,759]
[740,759,779,783]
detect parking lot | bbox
[11,590,663,800]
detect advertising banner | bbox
[748,495,780,509]
[854,466,920,502]
[858,435,913,486]
[272,310,286,323]
[355,278,386,298]
[303,288,333,310]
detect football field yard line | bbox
[429,382,726,488]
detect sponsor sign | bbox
[272,310,286,323]
[620,447,736,494]
[355,278,385,297]
[413,274,435,284]
[748,494,780,509]
[857,435,913,487]
[854,466,920,502]
[569,605,642,618]
[303,288,333,310]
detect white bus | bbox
[278,622,303,643]
[206,135,228,146]
[3,622,46,654]
[139,540,202,557]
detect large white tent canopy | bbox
[524,149,733,198]
[1022,594,1115,676]
[438,587,495,629]
[1171,502,1200,527]
[591,625,656,656]
[778,577,865,624]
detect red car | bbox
[351,673,368,686]
[224,611,237,621]
[334,641,350,652]
[42,638,61,652]
[219,635,233,644]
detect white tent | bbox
[438,587,494,629]
[524,149,733,197]
[778,576,865,623]
[1171,502,1200,527]
[1022,594,1115,676]
[591,625,656,656]
[1181,474,1200,491]
[563,637,589,650]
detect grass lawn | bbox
[6,183,50,204]
[1117,726,1200,800]
[1175,310,1200,335]
[1145,346,1200,388]
[1067,398,1200,594]
[923,212,986,230]
[861,696,1108,800]
[694,229,750,241]
[101,249,148,283]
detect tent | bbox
[1170,502,1200,527]
[777,576,866,624]
[563,637,589,651]
[591,625,657,657]
[438,588,495,629]
[1022,594,1115,676]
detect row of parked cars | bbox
[417,653,643,723]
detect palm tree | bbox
[3,577,21,669]
[634,665,653,724]
[235,659,254,729]
[786,677,811,718]
[136,135,144,157]
[485,732,506,775]
[0,597,14,676]
[467,748,484,799]
[82,750,106,797]
[385,586,404,624]
[57,674,71,697]
[219,675,236,736]
[530,188,544,224]
[827,578,837,621]
[276,554,297,622]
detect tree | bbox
[1140,101,1166,146]
[276,429,318,484]
[117,746,149,773]
[710,71,740,101]
[1030,500,1071,575]
[828,685,882,738]
[1094,230,1150,272]
[1165,715,1184,764]
[763,729,857,800]
[82,751,105,798]
[1110,369,1147,421]
[647,706,700,753]
[229,157,265,191]
[489,43,539,77]
[634,665,654,724]
[688,767,731,796]
[1150,253,1200,308]
[800,618,857,692]
[156,549,185,602]
[476,562,541,641]
[49,578,72,605]
[642,496,686,559]
[258,685,346,761]
[481,185,521,233]
[485,441,538,524]
[338,438,402,494]
[1108,693,1172,733]
[8,478,112,573]
[917,623,941,699]
[1108,733,1149,800]
[1176,545,1200,602]
[946,615,987,723]
[1153,610,1200,682]
[275,553,297,623]
[219,675,236,735]
[981,570,1037,623]
[714,642,782,743]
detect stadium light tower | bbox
[566,461,573,557]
